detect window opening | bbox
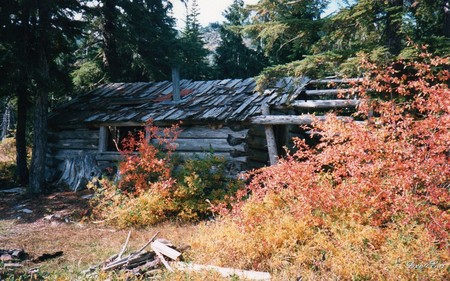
[107,126,144,151]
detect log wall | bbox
[46,128,99,184]
[46,125,260,189]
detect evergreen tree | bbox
[214,0,267,78]
[245,0,330,64]
[254,0,450,83]
[0,0,84,193]
[177,0,212,80]
[72,0,177,90]
[1,0,83,190]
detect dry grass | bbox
[0,219,212,279]
[186,199,450,281]
[0,138,15,163]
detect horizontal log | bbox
[53,149,97,160]
[230,149,247,158]
[172,262,271,281]
[178,126,248,139]
[48,129,99,140]
[304,89,351,95]
[227,134,245,146]
[290,99,359,109]
[48,139,98,150]
[308,78,363,84]
[249,115,354,125]
[96,152,124,161]
[174,152,247,163]
[169,138,234,152]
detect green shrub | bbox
[89,124,243,227]
[172,153,243,221]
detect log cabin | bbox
[46,76,359,190]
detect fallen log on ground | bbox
[172,261,272,280]
[83,231,272,280]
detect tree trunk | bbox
[16,4,31,186]
[29,1,50,195]
[29,89,48,194]
[385,0,403,55]
[16,84,29,185]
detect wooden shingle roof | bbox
[49,77,310,128]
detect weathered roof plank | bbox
[48,77,353,128]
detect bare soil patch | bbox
[0,190,198,279]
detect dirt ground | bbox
[0,189,198,279]
[0,189,92,223]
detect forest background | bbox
[0,0,449,196]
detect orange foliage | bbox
[226,52,450,246]
[117,121,180,195]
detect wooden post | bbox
[98,126,108,152]
[172,66,180,102]
[261,104,278,165]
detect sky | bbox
[170,0,342,29]
[170,0,261,28]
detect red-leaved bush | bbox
[117,121,180,195]
[223,51,450,246]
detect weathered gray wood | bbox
[304,89,349,95]
[117,230,132,260]
[96,152,124,161]
[53,149,91,160]
[48,139,98,150]
[177,126,247,139]
[154,250,174,272]
[98,126,108,152]
[249,115,355,125]
[150,241,181,260]
[230,149,247,158]
[262,105,278,165]
[172,262,271,281]
[48,129,100,140]
[169,138,234,152]
[56,154,101,191]
[250,115,321,125]
[290,99,359,109]
[227,134,245,146]
[174,152,247,163]
[172,66,181,101]
[309,78,363,84]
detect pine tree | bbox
[73,0,177,88]
[214,0,267,78]
[245,0,330,64]
[1,0,84,191]
[177,0,212,80]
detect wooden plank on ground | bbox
[150,240,181,260]
[172,262,271,281]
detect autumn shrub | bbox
[188,51,450,279]
[89,123,243,227]
[0,137,18,187]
